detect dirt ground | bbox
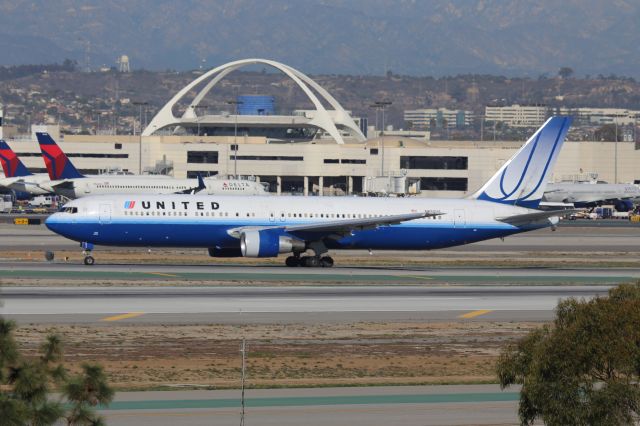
[14,320,538,390]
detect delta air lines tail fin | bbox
[36,132,84,180]
[0,140,33,177]
[471,116,572,209]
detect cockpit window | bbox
[63,207,78,214]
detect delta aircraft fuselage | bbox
[50,176,267,199]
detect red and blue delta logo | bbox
[124,201,136,209]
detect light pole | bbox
[371,101,392,176]
[133,101,148,174]
[614,122,618,183]
[240,338,246,426]
[227,100,243,178]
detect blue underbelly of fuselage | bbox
[46,220,528,251]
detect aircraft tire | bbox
[83,256,95,266]
[320,256,334,268]
[303,256,320,268]
[285,256,300,267]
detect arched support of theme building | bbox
[143,58,365,144]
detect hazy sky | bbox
[0,0,638,77]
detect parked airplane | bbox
[36,132,267,198]
[543,181,640,211]
[0,140,53,195]
[45,117,574,267]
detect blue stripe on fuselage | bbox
[44,218,532,250]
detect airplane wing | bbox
[496,209,582,226]
[228,210,444,239]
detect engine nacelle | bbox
[614,200,634,212]
[208,247,243,258]
[240,230,305,258]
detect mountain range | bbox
[0,0,638,77]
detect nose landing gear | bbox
[81,242,95,266]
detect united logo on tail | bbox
[472,116,572,209]
[35,132,84,180]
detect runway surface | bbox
[0,285,611,324]
[98,385,521,426]
[1,262,639,284]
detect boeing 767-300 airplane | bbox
[45,117,573,267]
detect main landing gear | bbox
[285,254,334,268]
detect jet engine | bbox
[240,230,305,257]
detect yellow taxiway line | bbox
[101,312,145,322]
[458,309,493,319]
[148,272,179,277]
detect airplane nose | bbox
[45,213,63,233]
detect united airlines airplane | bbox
[46,117,573,267]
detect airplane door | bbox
[84,182,91,193]
[454,209,466,228]
[99,204,112,224]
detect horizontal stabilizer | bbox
[497,209,581,226]
[50,180,75,190]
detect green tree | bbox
[0,318,113,425]
[497,283,640,425]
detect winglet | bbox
[0,140,33,177]
[472,116,572,209]
[36,132,84,180]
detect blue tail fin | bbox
[472,116,572,209]
[35,132,84,180]
[0,140,33,177]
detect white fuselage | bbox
[46,194,542,252]
[51,176,267,199]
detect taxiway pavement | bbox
[99,385,521,426]
[0,285,611,324]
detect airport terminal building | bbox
[2,59,639,196]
